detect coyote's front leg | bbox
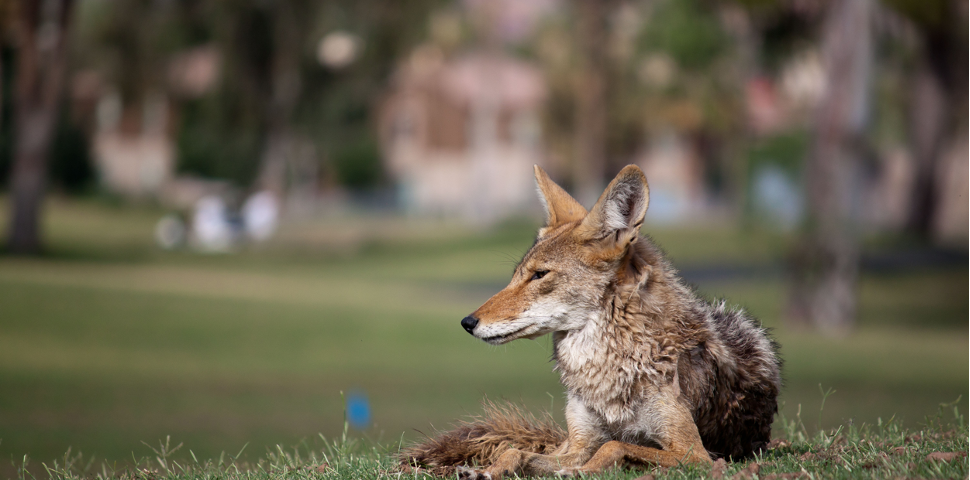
[457,448,585,480]
[556,403,712,477]
[460,434,710,480]
[457,437,594,480]
[560,439,711,476]
[459,397,611,479]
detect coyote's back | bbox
[401,165,781,478]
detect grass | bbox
[13,401,969,479]
[0,196,966,479]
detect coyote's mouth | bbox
[480,332,516,345]
[479,324,538,345]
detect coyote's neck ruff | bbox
[402,165,781,479]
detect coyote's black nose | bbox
[461,316,479,334]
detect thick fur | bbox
[400,165,781,478]
[399,403,566,477]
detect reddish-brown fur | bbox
[400,166,781,478]
[399,403,566,477]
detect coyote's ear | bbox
[576,165,649,251]
[534,165,587,228]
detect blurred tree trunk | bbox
[900,6,965,237]
[6,0,74,254]
[788,0,873,334]
[904,54,946,236]
[718,4,761,217]
[255,2,303,198]
[573,0,610,205]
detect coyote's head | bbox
[461,165,651,345]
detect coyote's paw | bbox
[554,467,581,477]
[456,466,492,480]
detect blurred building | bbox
[378,46,547,221]
[633,131,712,225]
[92,90,175,199]
[83,45,222,206]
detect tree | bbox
[195,0,442,195]
[788,0,873,334]
[572,0,611,205]
[6,0,75,254]
[887,0,968,237]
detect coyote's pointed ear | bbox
[577,165,649,252]
[534,165,587,228]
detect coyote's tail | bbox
[398,402,567,477]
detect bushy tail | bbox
[398,402,567,477]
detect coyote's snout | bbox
[401,165,781,479]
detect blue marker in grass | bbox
[346,390,371,429]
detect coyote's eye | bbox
[531,270,549,281]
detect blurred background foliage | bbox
[0,0,966,477]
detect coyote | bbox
[401,165,781,478]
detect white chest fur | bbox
[553,310,669,426]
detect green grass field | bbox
[0,197,966,479]
[18,405,970,480]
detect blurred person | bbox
[241,191,280,242]
[191,195,239,252]
[154,213,188,250]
